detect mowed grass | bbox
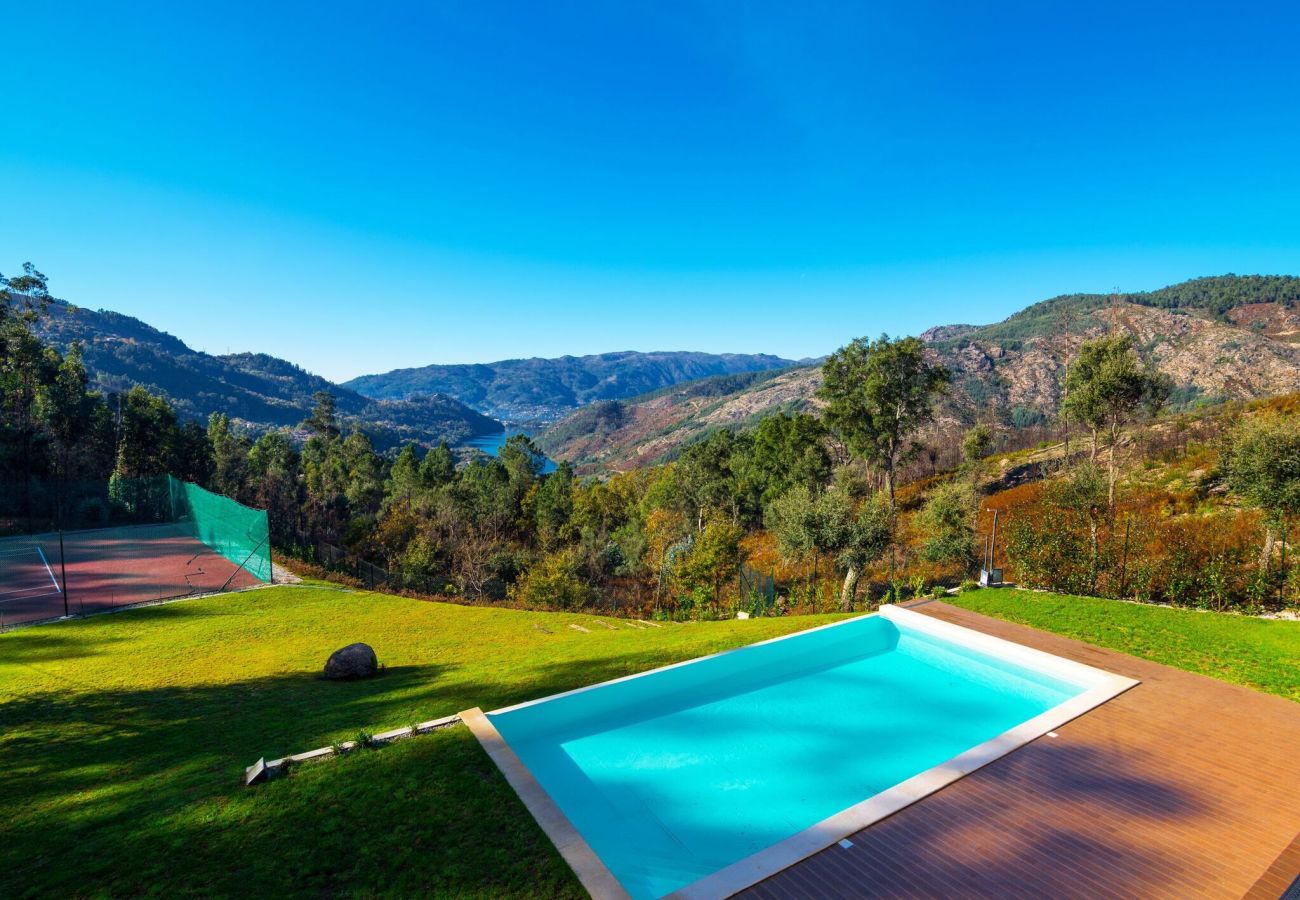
[952,587,1300,701]
[0,586,845,898]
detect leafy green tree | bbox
[175,421,215,485]
[1221,414,1300,572]
[533,461,575,549]
[824,490,894,610]
[207,413,250,498]
[38,343,96,484]
[384,444,424,510]
[768,485,894,610]
[247,430,300,542]
[510,546,594,609]
[917,480,978,570]
[340,431,383,514]
[303,390,340,440]
[962,424,994,464]
[419,441,456,486]
[745,412,831,509]
[114,386,180,479]
[456,457,515,540]
[0,291,57,497]
[673,516,745,605]
[818,334,949,506]
[1,262,51,306]
[766,484,822,570]
[1061,335,1172,506]
[676,429,746,527]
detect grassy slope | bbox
[0,586,843,898]
[953,588,1300,701]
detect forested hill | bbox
[343,351,798,423]
[538,274,1300,472]
[22,297,501,448]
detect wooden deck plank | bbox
[739,602,1300,900]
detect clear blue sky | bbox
[4,2,1299,382]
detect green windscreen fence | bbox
[168,476,273,582]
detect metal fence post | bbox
[59,530,69,618]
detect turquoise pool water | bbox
[489,613,1087,899]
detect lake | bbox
[461,429,557,473]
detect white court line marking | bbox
[35,546,62,592]
[0,586,63,601]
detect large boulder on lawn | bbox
[324,643,378,680]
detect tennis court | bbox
[0,524,265,628]
[0,477,271,629]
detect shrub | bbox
[508,547,595,610]
[917,480,978,571]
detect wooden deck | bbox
[740,601,1300,900]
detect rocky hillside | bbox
[344,351,798,424]
[23,298,501,449]
[539,275,1300,472]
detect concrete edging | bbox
[243,713,461,785]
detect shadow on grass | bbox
[0,647,736,896]
[0,628,128,665]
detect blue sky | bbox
[4,2,1299,381]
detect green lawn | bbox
[0,586,844,898]
[952,587,1300,701]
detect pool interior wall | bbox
[487,610,1101,900]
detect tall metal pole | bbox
[59,530,69,618]
[989,509,999,573]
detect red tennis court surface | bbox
[0,523,262,628]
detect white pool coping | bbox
[464,605,1139,900]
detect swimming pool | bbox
[463,605,1136,900]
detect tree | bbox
[175,421,215,485]
[818,334,949,506]
[247,430,301,543]
[1060,335,1171,507]
[510,546,594,609]
[0,288,57,516]
[917,480,978,570]
[534,461,575,549]
[340,431,383,514]
[419,441,456,486]
[826,490,894,610]
[208,413,250,499]
[303,390,340,440]
[384,444,424,511]
[1221,414,1300,573]
[676,429,746,527]
[766,485,822,571]
[745,413,831,508]
[114,386,180,479]
[673,515,744,606]
[962,424,994,464]
[768,485,894,610]
[1,261,51,308]
[38,343,95,483]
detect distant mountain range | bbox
[23,299,500,449]
[537,275,1300,472]
[21,274,1300,462]
[343,351,799,424]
